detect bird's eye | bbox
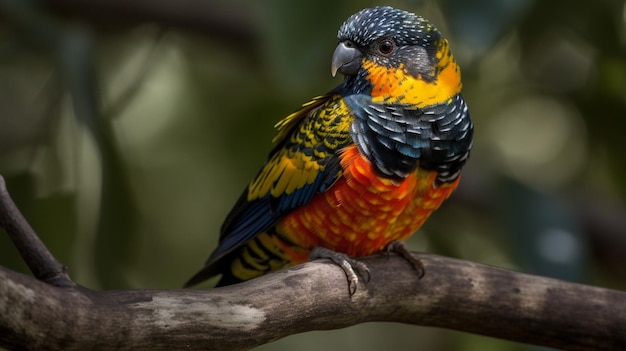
[378,40,394,55]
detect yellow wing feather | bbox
[247,94,354,202]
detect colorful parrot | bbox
[185,6,473,294]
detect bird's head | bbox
[333,6,462,106]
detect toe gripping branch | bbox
[309,241,424,296]
[386,240,425,278]
[309,246,371,296]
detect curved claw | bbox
[353,260,371,283]
[386,241,425,279]
[339,260,359,296]
[310,247,371,295]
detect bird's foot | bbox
[385,241,425,279]
[309,246,371,296]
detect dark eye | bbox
[378,40,394,55]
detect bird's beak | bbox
[331,41,362,77]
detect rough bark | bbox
[1,253,625,351]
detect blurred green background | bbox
[1,0,625,350]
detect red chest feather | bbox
[276,146,459,261]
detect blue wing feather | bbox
[206,154,343,264]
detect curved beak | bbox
[331,41,362,77]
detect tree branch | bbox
[1,252,625,351]
[0,176,73,287]
[40,0,258,50]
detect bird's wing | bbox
[209,94,354,266]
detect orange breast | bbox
[275,145,460,263]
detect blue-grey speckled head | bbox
[337,6,441,48]
[333,7,450,82]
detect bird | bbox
[185,6,473,294]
